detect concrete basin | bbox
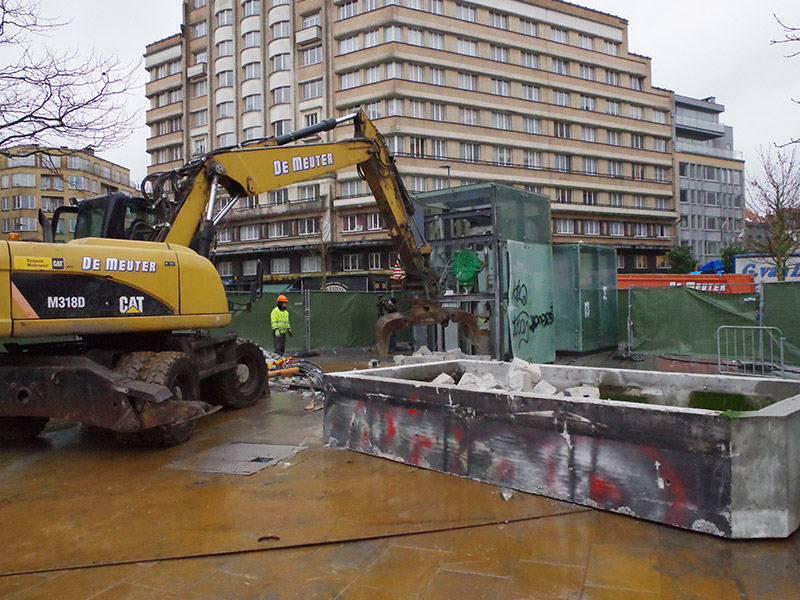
[323,360,800,538]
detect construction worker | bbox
[271,294,292,356]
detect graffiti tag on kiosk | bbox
[273,152,334,176]
[512,280,528,306]
[512,307,554,344]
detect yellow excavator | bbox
[0,109,478,445]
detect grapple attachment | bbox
[375,301,483,356]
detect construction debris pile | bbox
[403,349,604,399]
[264,351,326,410]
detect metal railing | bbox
[716,326,785,378]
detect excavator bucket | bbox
[375,301,483,356]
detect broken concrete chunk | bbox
[506,369,533,393]
[416,345,432,356]
[458,372,502,390]
[533,380,559,396]
[431,373,456,386]
[564,384,601,399]
[444,348,465,360]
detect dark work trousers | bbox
[273,332,286,356]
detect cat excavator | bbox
[0,109,479,445]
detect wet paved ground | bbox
[1,350,799,599]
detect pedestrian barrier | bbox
[716,326,785,377]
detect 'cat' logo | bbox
[119,296,145,314]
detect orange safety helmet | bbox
[277,294,288,303]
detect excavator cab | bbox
[49,193,158,243]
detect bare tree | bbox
[772,15,799,146]
[0,0,139,156]
[747,148,800,281]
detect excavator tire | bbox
[204,339,268,409]
[114,351,199,447]
[0,417,50,442]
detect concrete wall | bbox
[323,360,800,538]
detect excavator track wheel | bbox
[204,339,268,409]
[114,352,200,447]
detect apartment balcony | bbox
[675,114,726,140]
[225,198,324,221]
[295,25,321,46]
[187,63,207,79]
[675,141,744,161]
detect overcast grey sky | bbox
[32,1,800,187]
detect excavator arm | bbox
[147,109,478,354]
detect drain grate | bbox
[167,443,307,475]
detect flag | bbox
[391,260,406,280]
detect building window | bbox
[582,127,597,142]
[580,95,596,111]
[11,173,35,188]
[459,107,479,125]
[430,139,446,159]
[491,79,509,96]
[582,159,598,176]
[492,112,510,130]
[244,126,262,141]
[268,189,287,205]
[555,219,574,234]
[654,167,668,182]
[340,70,361,90]
[430,103,445,122]
[217,9,233,26]
[387,98,404,116]
[608,161,623,178]
[245,30,263,47]
[523,117,541,135]
[633,195,645,209]
[191,21,207,39]
[521,51,539,69]
[272,53,290,72]
[458,73,478,91]
[428,0,443,15]
[579,34,594,50]
[268,222,289,238]
[653,110,668,124]
[386,62,402,78]
[243,0,261,17]
[343,254,361,271]
[240,224,260,241]
[493,147,512,166]
[342,214,362,233]
[554,154,571,173]
[456,3,475,22]
[244,94,262,112]
[218,101,234,118]
[429,67,444,85]
[634,223,648,238]
[609,222,624,237]
[409,64,424,82]
[271,257,290,274]
[193,0,207,7]
[608,130,621,146]
[522,84,540,102]
[338,1,358,20]
[385,25,402,42]
[407,28,423,46]
[654,138,668,153]
[301,79,322,100]
[191,80,207,98]
[409,136,425,157]
[632,164,646,181]
[368,212,385,230]
[490,11,509,29]
[580,64,595,81]
[301,46,322,67]
[457,38,477,57]
[339,34,360,54]
[523,151,542,169]
[604,40,620,56]
[364,29,380,48]
[41,175,64,191]
[607,101,620,116]
[296,184,318,202]
[606,70,620,86]
[368,252,382,270]
[553,90,570,107]
[656,255,668,270]
[630,76,645,91]
[12,195,36,209]
[552,58,570,76]
[631,134,644,149]
[551,27,568,44]
[490,45,509,63]
[460,143,480,163]
[217,70,234,88]
[428,32,444,50]
[341,180,363,198]
[520,19,538,37]
[301,255,321,273]
[630,105,644,120]
[584,220,600,235]
[297,217,318,236]
[554,122,571,139]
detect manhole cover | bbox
[167,443,307,475]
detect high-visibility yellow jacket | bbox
[270,306,291,334]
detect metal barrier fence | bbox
[716,326,785,378]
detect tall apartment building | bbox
[0,148,134,241]
[145,0,677,289]
[674,94,745,266]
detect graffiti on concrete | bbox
[326,393,731,536]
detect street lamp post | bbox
[439,163,451,188]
